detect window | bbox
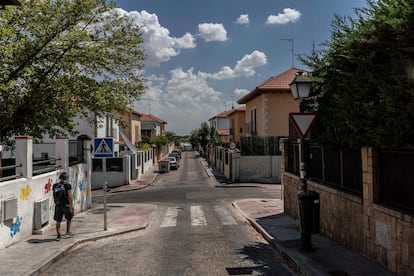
[250,107,257,134]
[106,158,123,172]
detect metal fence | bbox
[307,144,362,194]
[378,149,414,214]
[32,157,60,176]
[285,140,362,195]
[0,159,22,181]
[240,136,284,156]
[0,139,84,181]
[285,140,300,176]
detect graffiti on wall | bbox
[85,169,90,197]
[10,216,22,237]
[44,178,52,194]
[20,185,31,200]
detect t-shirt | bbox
[52,182,72,206]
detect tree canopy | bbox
[189,122,219,150]
[0,0,146,145]
[300,0,414,149]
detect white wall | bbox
[238,155,281,183]
[0,165,91,249]
[0,137,92,250]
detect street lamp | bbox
[290,71,319,251]
[290,71,312,112]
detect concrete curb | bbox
[30,223,149,276]
[232,201,305,275]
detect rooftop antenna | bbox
[148,103,151,114]
[280,38,294,67]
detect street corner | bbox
[105,203,158,232]
[232,198,284,220]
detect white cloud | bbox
[198,23,228,42]
[234,88,250,98]
[266,8,301,24]
[201,50,267,80]
[236,14,249,25]
[108,9,196,67]
[174,32,196,49]
[167,68,221,103]
[135,68,223,135]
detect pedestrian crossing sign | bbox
[94,138,114,157]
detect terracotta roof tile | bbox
[237,67,308,104]
[209,109,233,120]
[141,113,167,124]
[226,105,246,116]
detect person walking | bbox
[52,172,74,241]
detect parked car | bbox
[164,156,179,169]
[169,151,181,162]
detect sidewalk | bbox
[0,170,158,276]
[199,157,392,275]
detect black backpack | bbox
[53,183,67,206]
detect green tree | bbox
[189,128,200,150]
[0,0,146,145]
[150,135,169,149]
[198,121,210,152]
[300,0,414,149]
[208,125,220,146]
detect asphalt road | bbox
[40,152,293,276]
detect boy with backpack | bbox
[53,172,74,241]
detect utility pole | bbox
[280,38,294,67]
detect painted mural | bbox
[10,216,22,237]
[44,178,52,194]
[20,185,31,200]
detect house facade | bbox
[140,114,167,139]
[227,106,246,145]
[237,67,302,137]
[119,109,143,148]
[209,110,231,144]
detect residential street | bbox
[40,152,293,275]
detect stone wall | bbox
[283,147,414,275]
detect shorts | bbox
[54,205,74,222]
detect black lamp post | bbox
[289,71,319,251]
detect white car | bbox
[164,156,179,169]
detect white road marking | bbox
[160,207,180,227]
[214,205,237,225]
[191,205,207,226]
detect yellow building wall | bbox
[265,91,299,136]
[229,110,245,144]
[245,95,264,136]
[131,120,141,146]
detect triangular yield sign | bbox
[289,112,318,139]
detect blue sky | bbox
[113,0,367,135]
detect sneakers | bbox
[63,232,73,238]
[56,234,61,241]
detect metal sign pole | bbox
[103,179,107,231]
